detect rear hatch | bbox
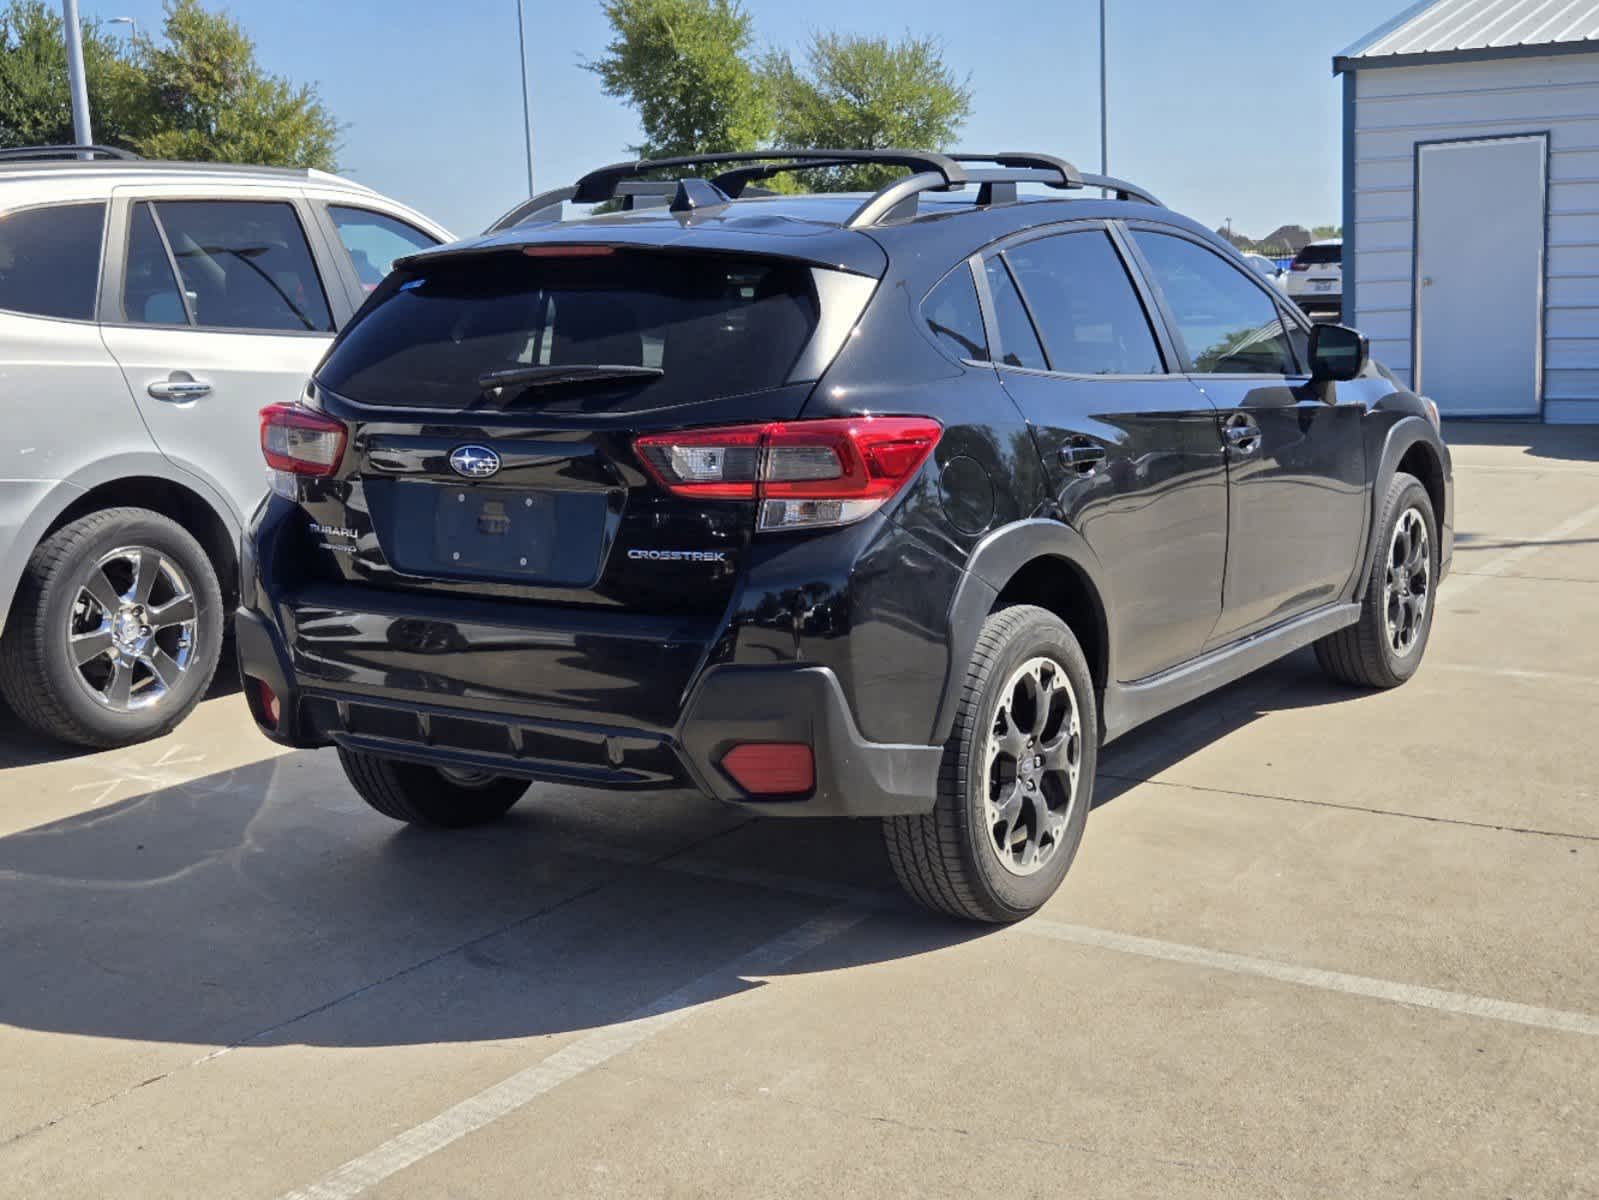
[274,241,879,728]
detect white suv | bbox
[1284,237,1343,317]
[0,146,450,748]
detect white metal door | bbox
[1415,135,1546,416]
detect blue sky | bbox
[80,0,1403,239]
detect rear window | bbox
[318,249,822,411]
[1294,243,1342,266]
[0,202,105,320]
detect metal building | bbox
[1338,0,1599,421]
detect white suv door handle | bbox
[147,377,212,401]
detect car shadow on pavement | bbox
[0,747,987,1055]
[1094,647,1368,809]
[1441,420,1599,464]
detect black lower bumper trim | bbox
[678,664,941,818]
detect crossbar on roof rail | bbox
[572,148,968,205]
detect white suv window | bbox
[0,202,105,320]
[329,205,439,292]
[135,200,334,333]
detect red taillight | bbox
[260,403,347,477]
[633,417,941,531]
[721,742,815,795]
[1290,262,1310,272]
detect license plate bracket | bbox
[436,487,557,573]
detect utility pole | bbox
[61,0,94,151]
[515,0,534,195]
[1099,0,1108,176]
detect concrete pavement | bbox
[1,422,1596,1198]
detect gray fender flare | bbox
[932,518,1113,745]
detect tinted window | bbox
[1133,232,1297,375]
[0,203,104,320]
[983,258,1046,370]
[320,250,822,411]
[124,203,187,325]
[1294,243,1342,266]
[152,200,333,332]
[922,265,988,362]
[329,206,439,292]
[1004,232,1163,375]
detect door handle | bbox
[1058,438,1106,475]
[1222,413,1261,455]
[147,376,212,402]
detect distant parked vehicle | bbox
[0,145,450,748]
[1285,238,1343,316]
[1241,252,1288,291]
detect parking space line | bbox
[645,856,1599,1035]
[1444,500,1599,602]
[1433,662,1599,687]
[277,908,866,1200]
[1020,920,1599,1037]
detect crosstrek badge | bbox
[627,549,728,562]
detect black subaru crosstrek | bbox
[237,149,1452,923]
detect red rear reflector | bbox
[521,245,617,258]
[633,417,941,530]
[252,678,280,730]
[260,403,347,477]
[721,743,815,796]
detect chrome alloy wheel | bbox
[1383,507,1431,658]
[67,546,198,711]
[984,656,1082,877]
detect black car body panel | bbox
[239,172,1453,817]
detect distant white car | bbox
[1241,252,1287,291]
[1285,238,1342,316]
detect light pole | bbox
[515,0,534,195]
[60,0,93,150]
[1098,0,1108,177]
[109,15,136,42]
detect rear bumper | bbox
[236,604,940,818]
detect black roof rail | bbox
[481,148,1162,235]
[1079,173,1163,206]
[0,144,142,162]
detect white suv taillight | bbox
[634,417,942,531]
[260,402,347,477]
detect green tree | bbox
[585,0,771,159]
[0,1,145,148]
[131,0,338,168]
[0,0,337,168]
[764,33,971,191]
[1311,224,1343,240]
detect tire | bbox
[1315,470,1439,689]
[0,507,223,749]
[883,605,1097,923]
[337,747,531,828]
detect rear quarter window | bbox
[318,249,824,412]
[0,202,106,320]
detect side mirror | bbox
[1309,323,1369,383]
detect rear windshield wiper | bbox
[477,364,664,393]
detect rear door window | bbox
[123,202,188,325]
[1003,231,1164,375]
[329,205,439,292]
[148,200,333,333]
[0,202,105,320]
[319,249,824,411]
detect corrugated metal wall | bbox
[1351,51,1599,422]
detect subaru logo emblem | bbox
[448,445,501,479]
